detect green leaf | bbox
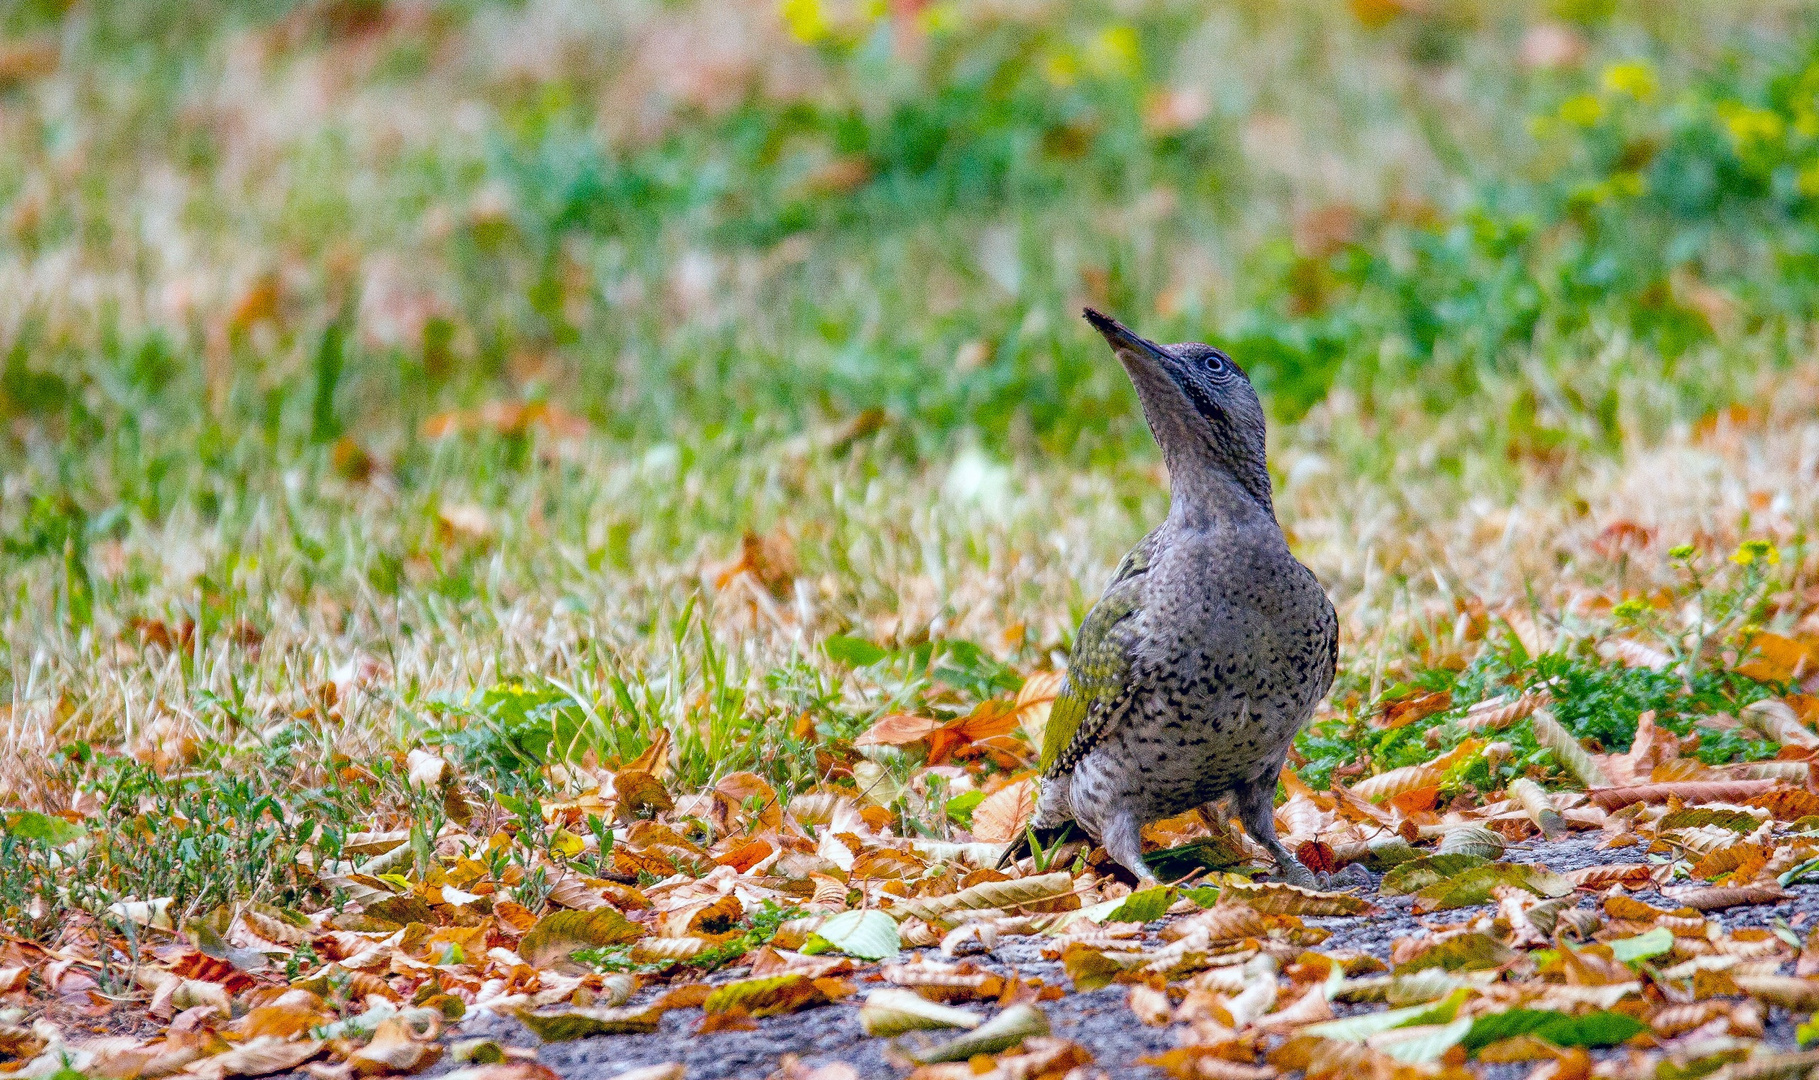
[802,909,900,961]
[1779,855,1819,888]
[824,635,888,667]
[1380,855,1491,896]
[944,789,985,826]
[519,908,645,968]
[1141,835,1251,878]
[1412,863,1574,911]
[1609,926,1675,964]
[514,1005,661,1040]
[1461,1009,1647,1052]
[1300,989,1471,1041]
[909,1004,1050,1064]
[1107,886,1175,924]
[3,811,86,845]
[1393,932,1516,974]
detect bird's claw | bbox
[1270,857,1375,893]
[1312,862,1377,892]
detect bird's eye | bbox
[1205,351,1230,377]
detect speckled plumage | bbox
[1028,310,1339,886]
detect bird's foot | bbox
[1272,858,1318,890]
[1310,862,1377,892]
[1266,853,1375,892]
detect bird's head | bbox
[1084,307,1273,516]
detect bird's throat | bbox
[1166,463,1277,532]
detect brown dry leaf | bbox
[701,974,853,1021]
[1375,690,1452,730]
[849,847,925,880]
[1733,975,1819,1010]
[0,37,58,84]
[422,401,588,441]
[1747,786,1819,819]
[715,837,776,873]
[1351,739,1482,802]
[614,770,675,819]
[971,778,1036,844]
[347,1018,443,1076]
[1218,879,1376,916]
[186,1037,325,1080]
[855,713,942,747]
[1567,864,1655,890]
[1736,632,1819,684]
[714,771,783,831]
[1010,671,1068,757]
[230,992,332,1040]
[1664,883,1793,910]
[714,531,798,596]
[1387,786,1439,816]
[1586,780,1779,810]
[1689,844,1769,883]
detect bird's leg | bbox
[1100,808,1161,887]
[1230,777,1316,889]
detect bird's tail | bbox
[995,821,1078,872]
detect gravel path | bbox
[448,836,1819,1079]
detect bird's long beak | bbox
[1083,307,1170,365]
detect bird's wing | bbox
[1040,532,1156,776]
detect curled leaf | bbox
[802,909,901,961]
[513,1005,662,1041]
[1437,826,1505,860]
[1510,779,1567,840]
[1530,710,1609,789]
[857,989,982,1037]
[1219,878,1376,916]
[909,1003,1051,1064]
[889,872,1075,926]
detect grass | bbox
[4,0,1819,941]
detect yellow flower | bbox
[919,1,961,34]
[1043,48,1080,88]
[1719,103,1786,149]
[781,0,829,44]
[1600,60,1658,102]
[1558,94,1605,127]
[1087,25,1140,78]
[1799,162,1819,198]
[1730,538,1779,566]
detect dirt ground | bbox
[450,836,1817,1079]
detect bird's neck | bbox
[1166,465,1278,533]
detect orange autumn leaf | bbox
[228,273,281,333]
[422,400,588,441]
[1375,690,1452,730]
[714,838,775,873]
[1388,785,1439,816]
[1737,632,1819,684]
